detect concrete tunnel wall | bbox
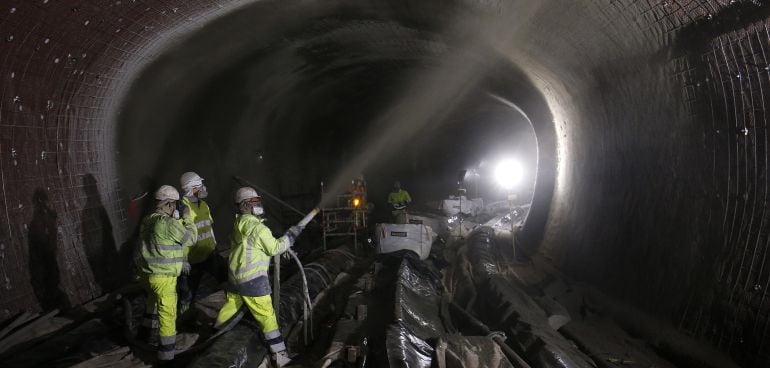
[1,0,769,365]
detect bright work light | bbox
[494,159,524,190]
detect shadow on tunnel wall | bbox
[80,174,125,293]
[27,189,69,311]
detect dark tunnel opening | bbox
[114,3,553,254]
[4,0,770,367]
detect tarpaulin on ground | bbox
[393,256,446,340]
[465,227,502,281]
[386,323,434,368]
[386,254,448,367]
[279,248,357,330]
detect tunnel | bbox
[1,0,770,367]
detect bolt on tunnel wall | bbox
[2,0,770,366]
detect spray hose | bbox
[277,208,319,345]
[291,208,319,344]
[287,249,313,344]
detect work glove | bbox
[181,261,191,276]
[179,203,192,222]
[287,225,304,240]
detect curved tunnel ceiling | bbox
[2,0,770,365]
[115,2,551,258]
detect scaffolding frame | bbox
[321,189,367,251]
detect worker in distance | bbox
[388,180,412,223]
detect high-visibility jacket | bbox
[388,189,412,213]
[182,197,216,264]
[228,214,292,296]
[136,212,197,277]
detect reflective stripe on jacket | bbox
[136,212,197,277]
[228,214,291,296]
[182,197,216,264]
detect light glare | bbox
[495,159,524,190]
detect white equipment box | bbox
[441,196,484,216]
[405,214,445,236]
[376,223,435,260]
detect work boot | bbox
[273,350,291,367]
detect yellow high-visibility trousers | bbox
[215,292,286,353]
[144,275,178,361]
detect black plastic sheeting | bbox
[385,253,447,368]
[189,247,357,368]
[447,226,503,309]
[386,324,436,368]
[465,226,502,281]
[279,248,357,330]
[371,250,461,368]
[393,256,448,340]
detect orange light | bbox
[353,197,361,207]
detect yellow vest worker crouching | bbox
[135,185,197,361]
[215,187,304,367]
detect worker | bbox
[346,174,366,194]
[346,174,367,209]
[214,187,303,367]
[177,171,217,314]
[135,185,197,362]
[387,181,412,223]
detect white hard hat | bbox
[180,171,204,191]
[155,185,180,201]
[234,187,260,204]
